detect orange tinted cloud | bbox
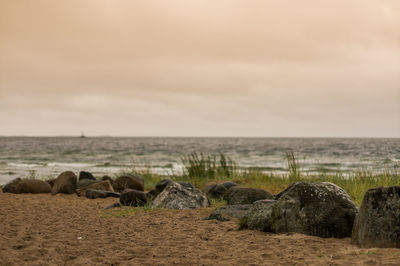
[0,0,399,136]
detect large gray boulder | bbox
[241,182,358,238]
[16,179,52,194]
[226,187,274,205]
[204,181,238,199]
[352,186,400,248]
[113,174,144,192]
[152,181,210,209]
[52,171,77,195]
[2,178,22,193]
[203,204,252,221]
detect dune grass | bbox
[10,152,396,208]
[121,152,399,206]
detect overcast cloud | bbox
[0,0,399,137]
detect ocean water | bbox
[0,137,399,185]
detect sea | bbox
[0,137,399,185]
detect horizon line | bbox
[0,135,399,139]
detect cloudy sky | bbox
[0,0,399,137]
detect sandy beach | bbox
[0,191,399,265]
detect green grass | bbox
[10,152,398,208]
[182,152,237,179]
[126,152,399,206]
[101,203,159,218]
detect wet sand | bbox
[1,191,399,265]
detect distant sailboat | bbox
[80,131,86,138]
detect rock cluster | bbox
[3,170,399,248]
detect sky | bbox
[0,0,399,137]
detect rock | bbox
[46,178,56,188]
[152,181,209,209]
[352,186,400,248]
[51,171,78,195]
[122,188,134,193]
[120,189,148,206]
[85,189,107,199]
[76,180,114,197]
[2,178,22,193]
[145,189,157,200]
[155,179,172,194]
[226,187,273,205]
[241,182,358,238]
[155,179,195,196]
[101,175,114,185]
[178,181,194,189]
[240,199,278,231]
[203,204,252,221]
[204,181,238,199]
[79,171,96,181]
[15,179,52,194]
[77,179,99,189]
[85,189,120,199]
[113,174,144,192]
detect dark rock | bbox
[113,174,144,192]
[2,178,22,193]
[241,182,358,238]
[205,181,238,199]
[85,189,108,199]
[101,175,114,185]
[155,179,171,195]
[46,178,56,188]
[152,181,209,209]
[51,171,78,195]
[203,204,252,221]
[105,191,121,198]
[226,187,273,205]
[77,179,99,189]
[352,186,400,248]
[239,199,277,231]
[78,171,96,181]
[104,202,121,210]
[120,189,148,206]
[122,188,134,193]
[145,189,157,200]
[15,179,52,194]
[85,189,120,199]
[76,180,114,196]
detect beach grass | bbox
[122,152,399,206]
[10,152,397,207]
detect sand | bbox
[1,191,399,265]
